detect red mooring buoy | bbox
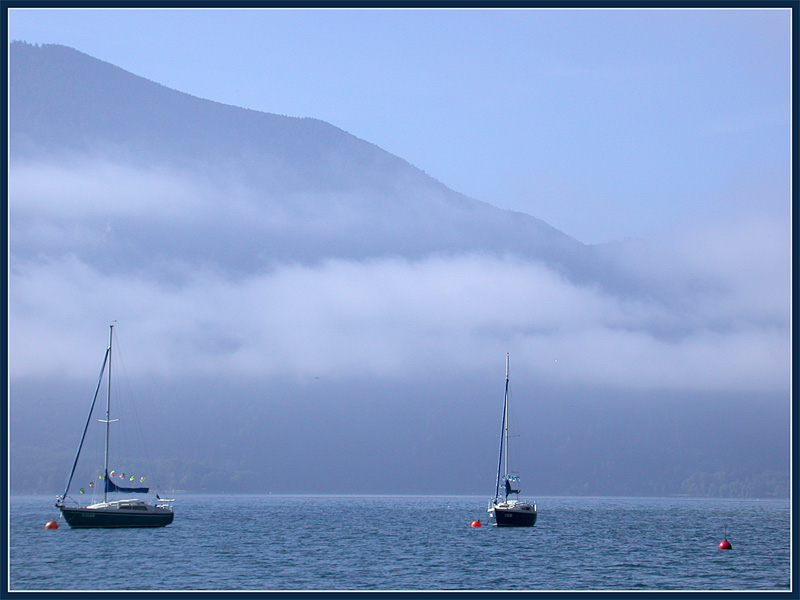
[471,520,482,528]
[45,521,58,530]
[719,525,732,549]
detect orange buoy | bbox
[470,520,482,527]
[45,521,58,529]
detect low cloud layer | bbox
[9,157,790,398]
[8,156,789,497]
[10,236,789,395]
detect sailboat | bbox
[487,354,537,527]
[55,324,174,528]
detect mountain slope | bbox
[10,41,588,277]
[7,42,789,498]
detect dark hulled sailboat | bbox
[55,324,174,528]
[487,354,537,527]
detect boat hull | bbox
[59,506,174,528]
[490,505,537,527]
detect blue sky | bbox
[7,6,791,244]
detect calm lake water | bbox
[8,494,790,592]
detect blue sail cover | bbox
[105,474,149,494]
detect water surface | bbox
[9,494,790,591]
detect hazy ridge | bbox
[8,41,789,498]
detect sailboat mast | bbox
[103,324,113,502]
[494,353,510,502]
[503,353,510,489]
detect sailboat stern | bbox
[488,500,537,527]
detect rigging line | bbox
[60,345,110,502]
[110,333,133,462]
[112,330,161,490]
